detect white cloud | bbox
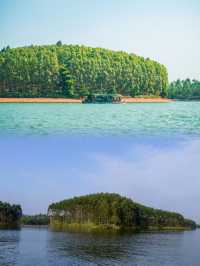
[86,140,200,222]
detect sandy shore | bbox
[0,97,173,103]
[0,98,82,103]
[121,97,173,103]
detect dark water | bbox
[0,228,199,266]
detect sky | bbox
[0,0,200,81]
[1,136,200,223]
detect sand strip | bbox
[0,97,173,103]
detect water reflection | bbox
[0,228,200,265]
[48,231,131,264]
[0,230,20,266]
[47,230,186,266]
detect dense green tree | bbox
[0,44,168,98]
[168,79,200,99]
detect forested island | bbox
[1,43,200,102]
[168,79,200,100]
[0,201,22,229]
[0,43,168,98]
[48,193,197,233]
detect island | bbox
[0,44,168,101]
[1,44,199,103]
[48,193,197,233]
[0,201,22,229]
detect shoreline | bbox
[0,97,173,103]
[22,225,48,228]
[121,97,173,103]
[0,98,82,103]
[49,222,196,234]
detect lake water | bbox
[0,102,200,136]
[0,228,200,266]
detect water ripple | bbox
[0,102,200,137]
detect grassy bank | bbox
[49,220,194,234]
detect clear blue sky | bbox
[0,0,200,81]
[1,136,200,223]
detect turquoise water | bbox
[0,102,200,136]
[0,228,200,266]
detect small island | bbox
[0,201,22,229]
[48,193,197,233]
[0,44,168,101]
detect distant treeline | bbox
[0,43,168,98]
[48,193,197,231]
[0,201,22,229]
[21,214,49,226]
[168,79,200,100]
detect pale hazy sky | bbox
[0,0,200,81]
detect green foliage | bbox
[0,201,22,228]
[0,44,168,98]
[21,214,49,226]
[48,193,196,231]
[49,193,138,227]
[168,79,200,100]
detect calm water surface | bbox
[0,228,199,266]
[0,102,200,136]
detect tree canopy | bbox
[0,44,168,98]
[21,214,49,226]
[168,79,200,100]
